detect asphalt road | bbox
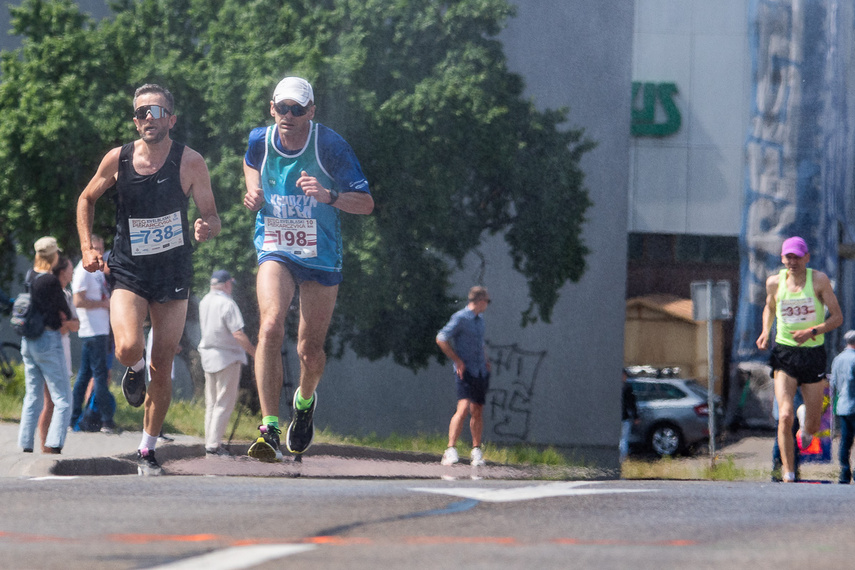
[3,474,855,569]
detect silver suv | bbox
[627,374,723,457]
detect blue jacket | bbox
[830,347,855,416]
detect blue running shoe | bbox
[286,392,316,454]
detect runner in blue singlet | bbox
[243,77,373,461]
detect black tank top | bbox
[109,141,193,287]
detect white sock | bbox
[131,358,145,372]
[783,471,796,482]
[139,431,158,452]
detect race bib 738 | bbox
[129,211,184,256]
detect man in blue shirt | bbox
[830,330,855,484]
[243,76,373,461]
[436,286,491,467]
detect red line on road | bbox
[1,531,697,548]
[304,536,374,545]
[107,533,222,544]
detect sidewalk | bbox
[0,420,610,479]
[0,421,203,477]
[0,420,842,480]
[638,431,841,482]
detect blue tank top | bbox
[252,123,357,272]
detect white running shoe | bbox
[796,404,813,448]
[441,447,459,466]
[470,447,486,467]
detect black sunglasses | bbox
[133,105,171,120]
[274,101,309,117]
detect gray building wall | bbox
[321,0,634,468]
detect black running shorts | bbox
[770,344,827,385]
[113,273,191,304]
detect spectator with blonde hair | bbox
[17,237,73,454]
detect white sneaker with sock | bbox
[796,404,813,448]
[441,447,459,466]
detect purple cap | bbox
[781,236,809,257]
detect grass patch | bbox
[621,455,766,481]
[0,362,581,468]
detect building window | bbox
[629,233,739,264]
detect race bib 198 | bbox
[129,212,184,256]
[262,217,318,258]
[779,297,816,324]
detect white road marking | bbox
[149,544,316,569]
[29,476,80,481]
[410,481,654,503]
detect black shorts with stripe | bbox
[769,344,827,385]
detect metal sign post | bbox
[691,280,732,468]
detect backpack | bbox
[9,273,47,339]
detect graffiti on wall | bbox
[485,342,547,441]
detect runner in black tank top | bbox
[109,141,194,302]
[76,84,220,475]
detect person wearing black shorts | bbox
[436,286,492,467]
[756,236,842,483]
[77,84,220,475]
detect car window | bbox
[630,380,687,401]
[659,384,687,400]
[683,380,708,399]
[630,381,656,402]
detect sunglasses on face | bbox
[133,105,171,120]
[274,101,309,117]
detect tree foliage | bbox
[0,0,593,369]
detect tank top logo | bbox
[269,194,316,219]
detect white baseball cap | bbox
[272,77,314,107]
[34,236,60,256]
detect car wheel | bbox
[650,424,683,457]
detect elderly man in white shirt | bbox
[198,270,255,455]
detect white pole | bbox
[707,280,716,468]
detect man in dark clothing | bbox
[620,369,639,463]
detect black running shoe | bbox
[286,391,316,454]
[247,424,283,462]
[137,448,163,476]
[122,364,146,408]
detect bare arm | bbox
[73,291,110,310]
[181,148,220,242]
[232,329,256,359]
[436,337,465,379]
[296,170,374,215]
[61,315,80,334]
[243,160,265,212]
[756,274,778,351]
[806,270,843,337]
[77,148,121,272]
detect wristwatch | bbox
[327,188,339,206]
[811,327,819,337]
